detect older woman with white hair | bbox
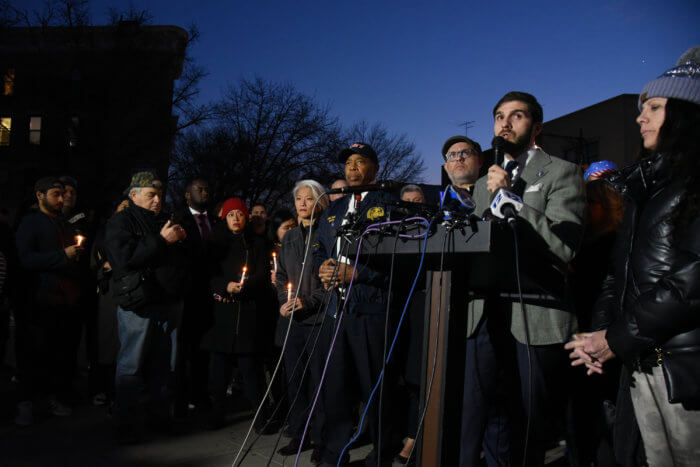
[274,179,330,461]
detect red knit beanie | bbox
[220,197,249,220]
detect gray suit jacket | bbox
[469,148,585,345]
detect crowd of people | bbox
[0,47,698,467]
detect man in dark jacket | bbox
[313,143,396,467]
[172,176,213,415]
[14,176,84,424]
[103,171,188,442]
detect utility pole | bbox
[459,120,475,137]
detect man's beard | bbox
[502,126,534,157]
[40,199,62,215]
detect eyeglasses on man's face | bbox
[445,148,478,162]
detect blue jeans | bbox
[114,301,183,427]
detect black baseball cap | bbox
[338,142,378,164]
[441,136,482,160]
[34,176,64,193]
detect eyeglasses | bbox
[445,148,478,162]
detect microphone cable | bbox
[377,217,404,464]
[405,222,450,465]
[232,194,330,467]
[510,222,533,467]
[293,235,365,467]
[264,245,348,465]
[237,263,337,465]
[337,219,433,465]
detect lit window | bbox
[0,118,10,146]
[29,116,42,145]
[3,69,14,96]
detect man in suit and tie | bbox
[173,176,213,416]
[313,142,396,467]
[462,92,585,466]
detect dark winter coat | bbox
[15,210,82,308]
[592,152,700,369]
[201,223,273,354]
[103,203,191,306]
[275,222,328,342]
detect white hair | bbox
[292,179,329,212]
[400,184,424,198]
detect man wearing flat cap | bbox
[103,171,190,443]
[313,142,396,466]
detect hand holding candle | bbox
[75,235,86,247]
[272,252,278,272]
[240,266,247,285]
[287,282,292,301]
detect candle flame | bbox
[76,235,85,246]
[287,282,292,289]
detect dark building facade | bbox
[0,22,187,216]
[539,94,641,169]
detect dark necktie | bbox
[196,213,210,240]
[504,160,519,180]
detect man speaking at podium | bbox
[314,142,395,467]
[463,92,585,466]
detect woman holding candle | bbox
[274,180,329,460]
[201,197,271,430]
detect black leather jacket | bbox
[592,152,700,369]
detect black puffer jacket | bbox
[592,152,700,369]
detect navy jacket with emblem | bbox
[313,190,395,316]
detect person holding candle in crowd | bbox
[275,180,329,461]
[201,197,273,431]
[268,209,298,342]
[14,176,84,425]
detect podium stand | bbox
[354,220,565,466]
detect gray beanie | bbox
[638,46,700,110]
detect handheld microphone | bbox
[327,180,398,195]
[490,188,523,225]
[492,136,506,167]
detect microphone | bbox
[492,136,506,167]
[327,180,398,195]
[386,199,440,220]
[490,188,523,225]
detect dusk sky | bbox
[24,0,700,183]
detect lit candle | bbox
[75,235,85,246]
[272,252,278,272]
[287,282,292,302]
[240,266,247,285]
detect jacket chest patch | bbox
[327,215,336,223]
[367,206,385,220]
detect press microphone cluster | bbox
[327,180,399,195]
